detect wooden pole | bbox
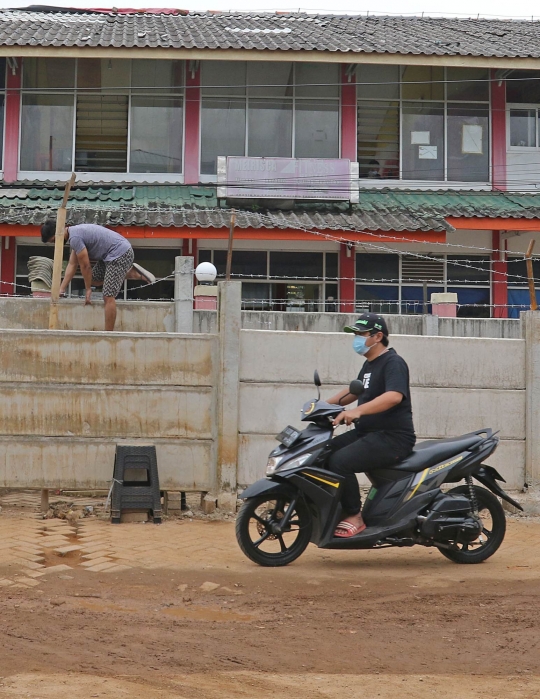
[48,173,76,330]
[525,240,537,312]
[225,210,235,281]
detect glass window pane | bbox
[20,94,74,171]
[198,249,212,264]
[356,284,399,314]
[201,61,246,96]
[295,63,338,98]
[447,287,491,318]
[248,99,292,157]
[248,62,293,98]
[77,58,130,90]
[131,59,183,91]
[510,109,537,147]
[75,94,128,172]
[402,102,444,180]
[357,101,399,179]
[506,71,540,103]
[23,58,75,89]
[201,98,246,174]
[0,95,4,166]
[0,58,6,91]
[447,105,489,182]
[295,101,339,158]
[130,96,183,173]
[402,66,444,101]
[213,250,267,277]
[356,253,399,282]
[325,252,338,278]
[446,68,489,101]
[270,252,323,278]
[241,282,271,310]
[447,256,490,283]
[356,64,399,100]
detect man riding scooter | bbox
[327,313,416,538]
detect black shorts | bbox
[92,248,134,298]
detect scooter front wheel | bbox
[236,493,312,567]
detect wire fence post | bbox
[225,210,235,281]
[526,240,537,311]
[48,173,75,330]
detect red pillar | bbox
[182,237,198,261]
[4,58,21,183]
[339,242,355,312]
[184,62,201,185]
[491,70,506,192]
[340,65,357,161]
[0,237,16,295]
[492,231,508,318]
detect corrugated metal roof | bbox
[2,10,540,57]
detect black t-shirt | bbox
[355,348,415,443]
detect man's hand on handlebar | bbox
[333,406,363,427]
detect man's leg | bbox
[103,296,117,331]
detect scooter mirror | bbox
[349,379,364,396]
[314,370,321,387]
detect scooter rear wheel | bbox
[236,493,312,567]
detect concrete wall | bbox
[0,329,218,491]
[0,299,521,338]
[238,331,526,489]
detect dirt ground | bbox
[1,492,540,699]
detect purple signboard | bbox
[218,157,355,201]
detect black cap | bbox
[343,312,389,337]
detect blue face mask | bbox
[353,335,370,356]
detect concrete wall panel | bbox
[0,330,216,386]
[240,330,525,390]
[239,383,524,440]
[0,385,213,439]
[0,437,214,490]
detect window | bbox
[355,253,491,317]
[509,109,537,147]
[200,61,339,175]
[0,59,6,169]
[357,66,490,182]
[20,58,184,174]
[199,249,338,311]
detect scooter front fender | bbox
[239,478,298,500]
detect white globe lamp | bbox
[195,262,217,284]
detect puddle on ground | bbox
[163,606,255,623]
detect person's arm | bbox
[59,250,79,295]
[75,247,93,305]
[332,391,403,426]
[327,387,358,406]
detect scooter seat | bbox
[394,433,485,472]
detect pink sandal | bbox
[334,520,367,538]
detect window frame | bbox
[0,59,6,175]
[18,58,186,181]
[199,61,341,180]
[357,66,491,185]
[507,103,540,151]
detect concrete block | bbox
[53,545,82,556]
[201,493,217,515]
[120,511,148,523]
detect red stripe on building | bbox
[184,62,201,185]
[491,70,507,192]
[340,65,357,161]
[4,60,21,183]
[0,237,16,295]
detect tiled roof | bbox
[4,184,540,234]
[0,182,449,233]
[2,10,540,57]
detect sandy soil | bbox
[1,503,540,698]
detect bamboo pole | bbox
[225,210,235,281]
[48,173,76,330]
[525,240,537,312]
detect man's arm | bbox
[74,247,93,305]
[333,391,403,426]
[59,250,79,295]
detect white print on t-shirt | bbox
[363,373,371,389]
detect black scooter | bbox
[236,371,523,567]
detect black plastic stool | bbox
[111,445,162,524]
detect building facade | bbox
[2,10,540,316]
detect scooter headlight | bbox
[267,452,312,476]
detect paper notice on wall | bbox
[418,145,438,159]
[411,131,430,145]
[462,124,483,154]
